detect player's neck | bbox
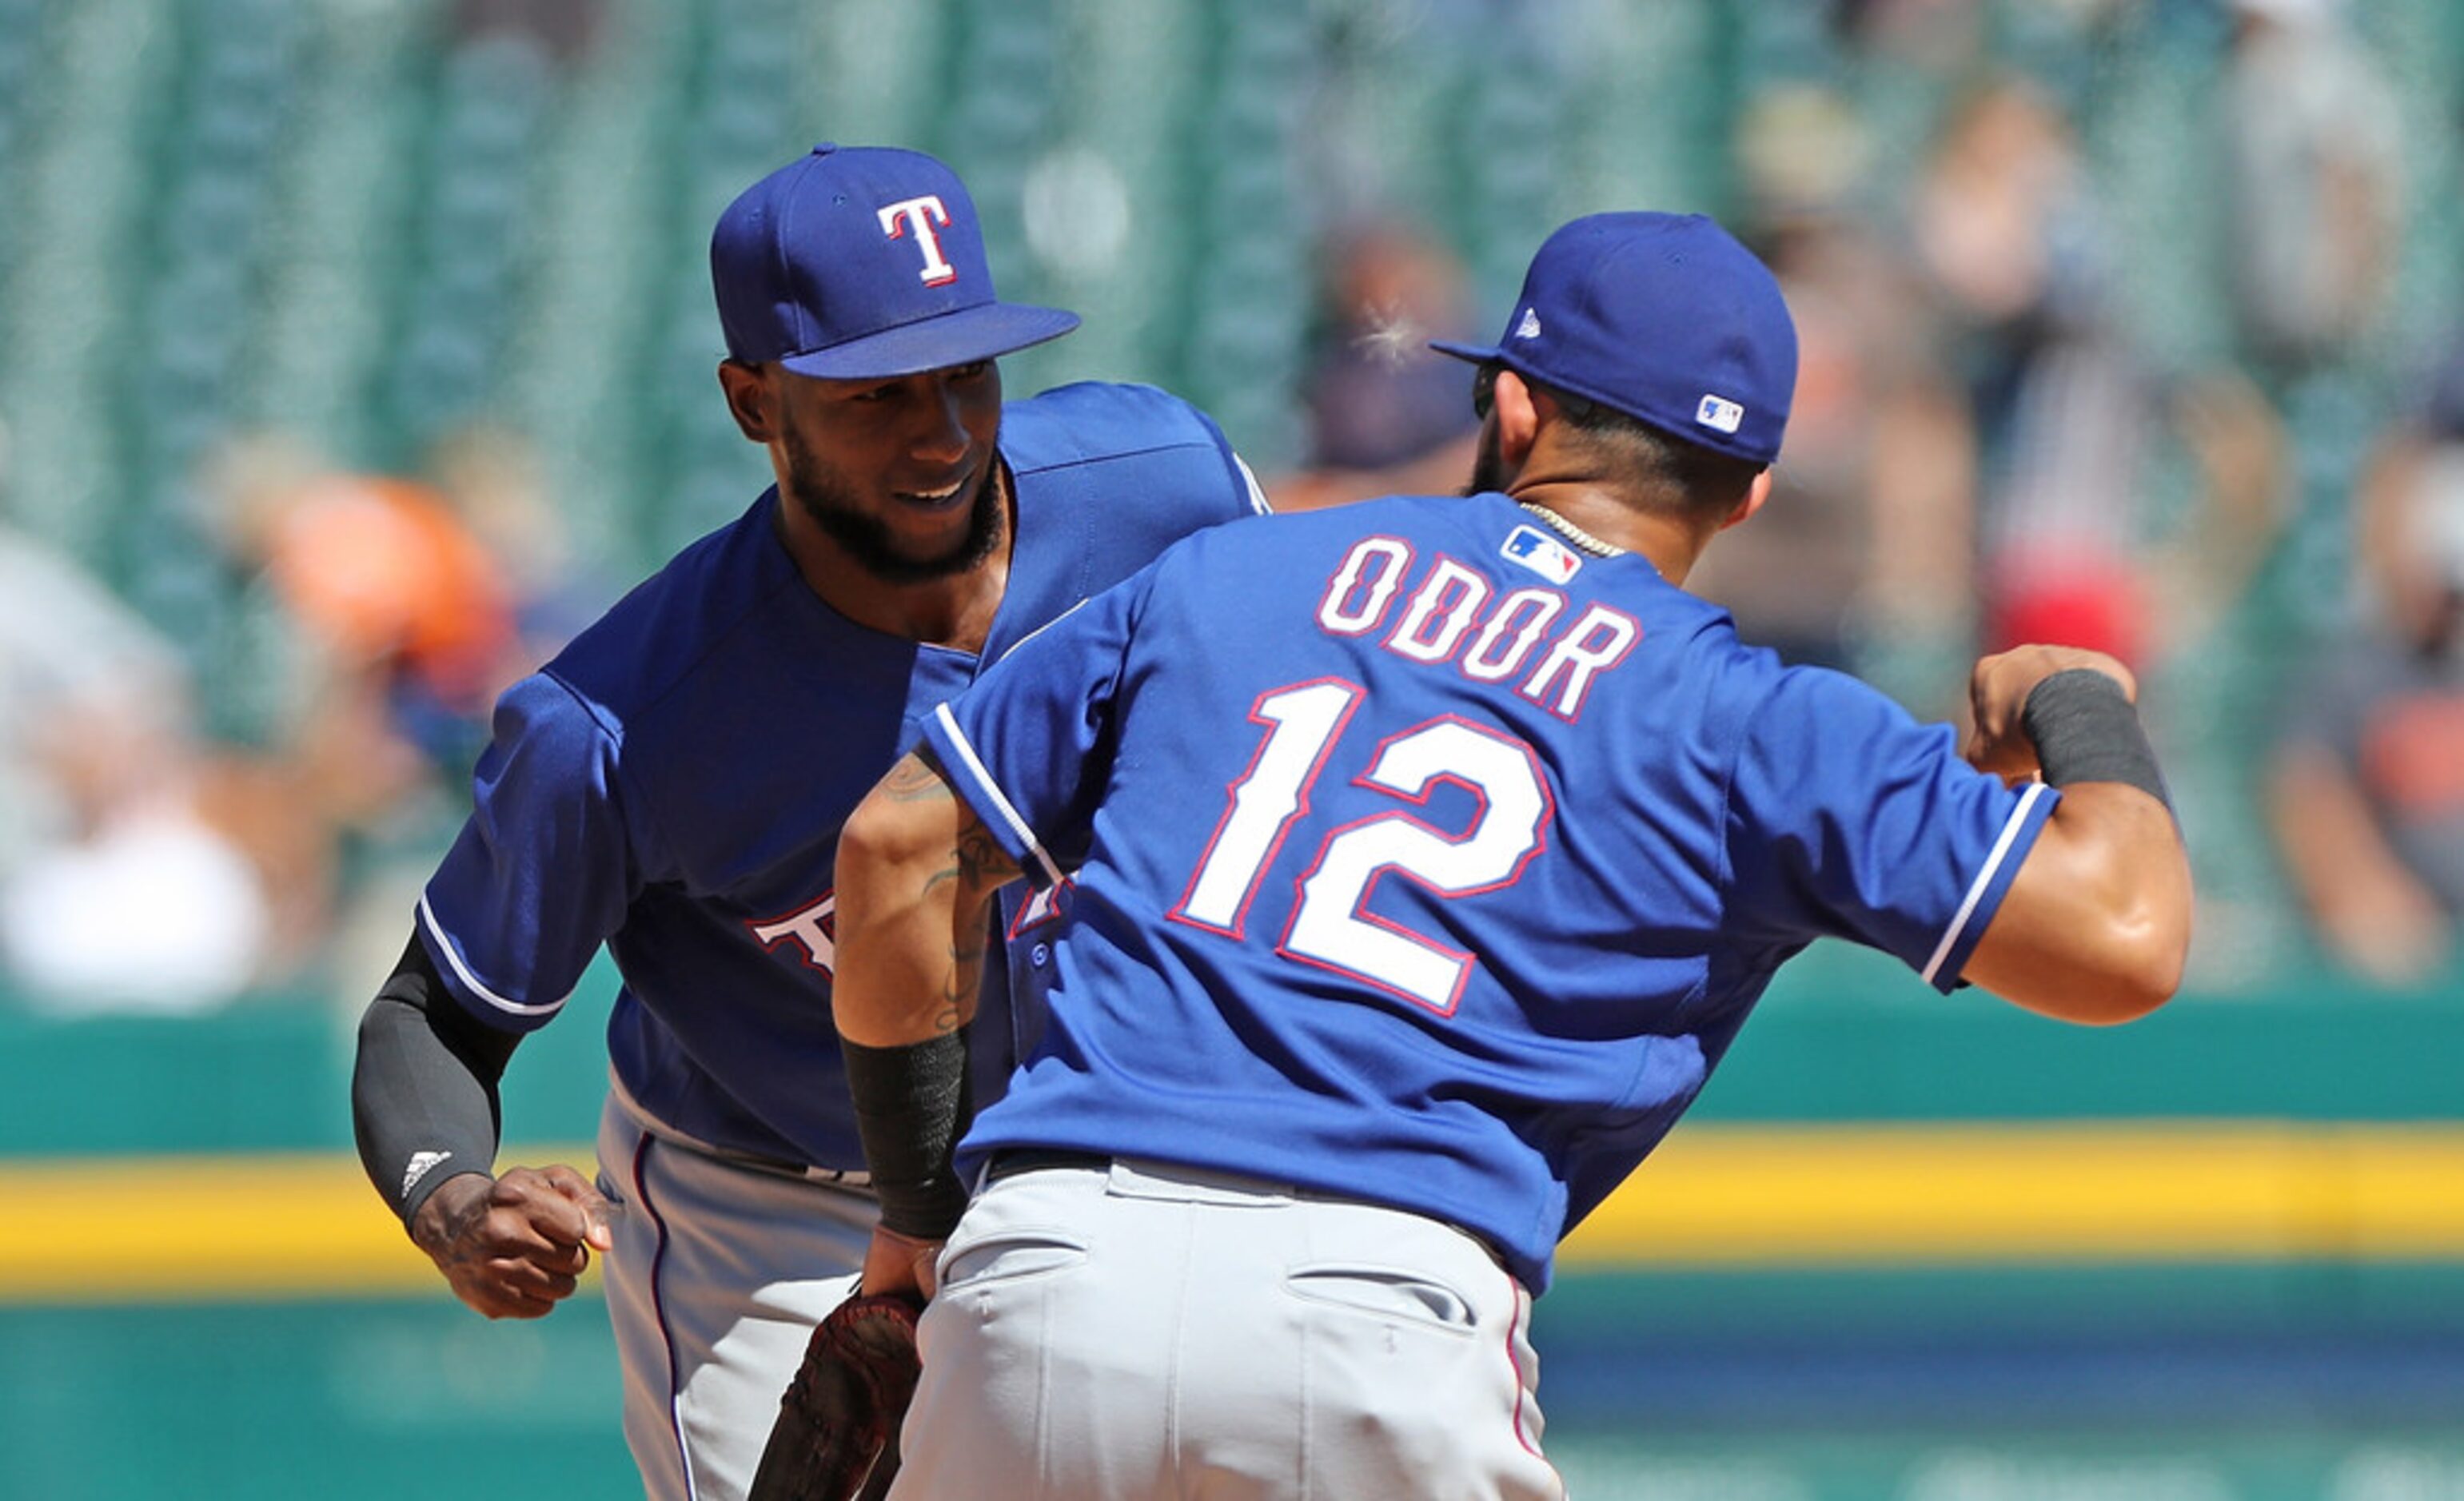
[1507,479,1707,586]
[783,469,1016,652]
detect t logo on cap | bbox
[878,195,959,287]
[710,143,1079,380]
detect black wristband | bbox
[843,1029,975,1240]
[2019,668,2173,812]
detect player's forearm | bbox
[835,752,1021,1240]
[833,752,1015,1047]
[1961,663,2192,1023]
[353,935,518,1224]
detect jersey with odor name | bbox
[923,490,2056,1294]
[415,382,1263,1171]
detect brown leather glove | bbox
[746,1291,927,1501]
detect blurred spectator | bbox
[2217,0,2406,378]
[202,432,520,819]
[1,689,276,1014]
[1271,217,1482,512]
[1689,85,1976,695]
[0,424,286,1012]
[145,432,529,1007]
[2267,345,2464,985]
[1911,74,2285,676]
[424,422,612,675]
[450,0,608,66]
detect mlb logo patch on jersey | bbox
[1502,525,1582,583]
[1694,393,1744,434]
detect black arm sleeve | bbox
[843,1029,975,1240]
[352,933,523,1227]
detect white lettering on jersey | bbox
[751,892,837,977]
[1310,543,1640,720]
[1384,557,1490,663]
[1461,587,1565,682]
[877,195,959,285]
[1520,604,1641,719]
[1318,536,1413,635]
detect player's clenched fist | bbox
[1964,644,2136,784]
[410,1164,614,1320]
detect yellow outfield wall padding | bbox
[1559,1121,2464,1267]
[0,1147,600,1304]
[5,1124,2464,1302]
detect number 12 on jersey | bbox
[1170,679,1554,1016]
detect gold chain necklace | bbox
[1516,500,1626,559]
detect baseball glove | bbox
[747,1291,927,1501]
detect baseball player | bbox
[823,213,2193,1499]
[347,143,1268,1501]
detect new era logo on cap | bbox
[1515,309,1543,340]
[1695,393,1744,434]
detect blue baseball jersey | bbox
[923,492,2056,1292]
[415,382,1265,1169]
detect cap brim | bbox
[1428,338,1501,364]
[779,303,1082,380]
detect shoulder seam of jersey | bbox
[550,502,812,725]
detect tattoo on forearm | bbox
[882,749,1023,1037]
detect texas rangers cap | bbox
[1432,212,1796,466]
[711,143,1080,380]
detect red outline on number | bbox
[1276,716,1554,1017]
[1169,678,1364,940]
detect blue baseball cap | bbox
[711,143,1080,380]
[1433,212,1796,465]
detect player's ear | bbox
[1491,368,1543,468]
[719,360,776,444]
[1717,468,1775,532]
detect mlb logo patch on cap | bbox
[1694,393,1744,434]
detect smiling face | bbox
[736,359,1008,585]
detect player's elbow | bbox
[2055,884,2195,1024]
[1971,850,2193,1025]
[2071,920,2187,1024]
[836,750,999,910]
[838,778,932,893]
